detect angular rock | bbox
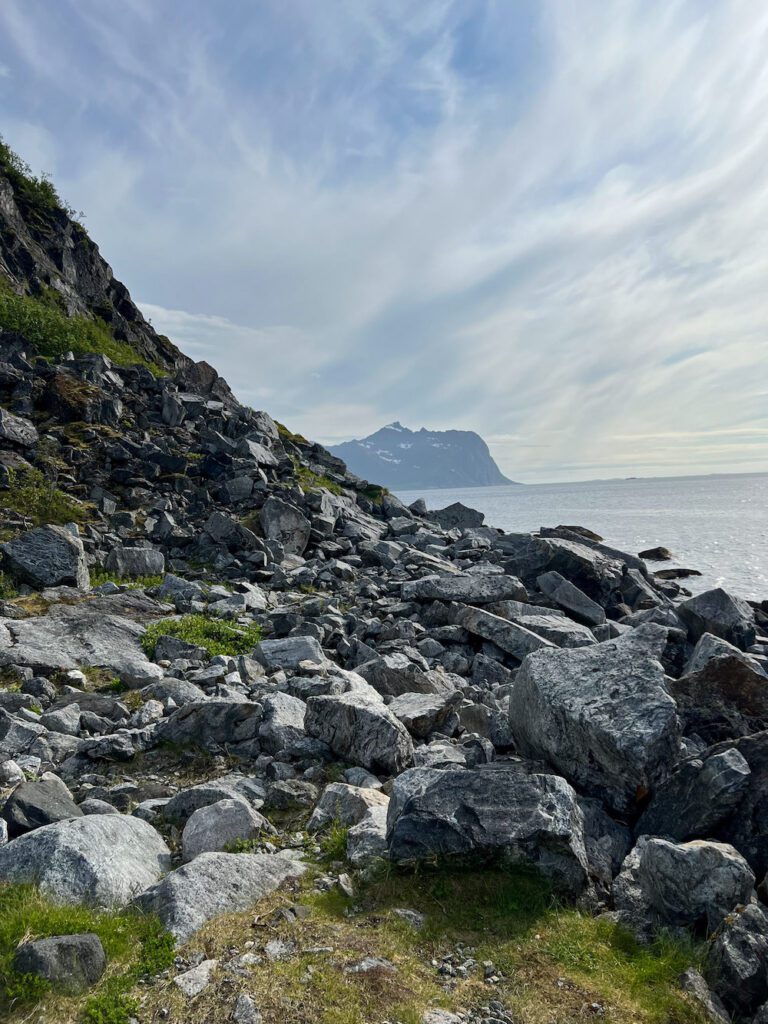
[427,503,484,530]
[387,765,589,895]
[163,775,266,825]
[688,632,766,677]
[346,804,389,867]
[305,692,414,775]
[1,525,89,589]
[670,656,768,743]
[3,777,82,837]
[388,690,462,739]
[357,652,456,698]
[255,635,325,670]
[13,933,106,993]
[0,814,170,907]
[134,851,305,944]
[401,573,526,605]
[678,588,756,651]
[453,605,555,660]
[260,496,311,556]
[258,692,307,754]
[104,545,165,579]
[307,782,389,832]
[159,701,261,753]
[0,408,38,447]
[174,958,218,997]
[536,570,606,626]
[509,626,681,813]
[678,968,729,1024]
[705,901,768,1017]
[182,797,274,861]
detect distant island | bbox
[328,421,516,490]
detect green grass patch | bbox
[0,278,161,374]
[0,883,174,1021]
[0,136,74,219]
[294,463,345,496]
[89,568,164,590]
[141,614,263,659]
[1,466,87,527]
[359,483,389,503]
[317,821,350,863]
[276,421,309,446]
[0,572,18,601]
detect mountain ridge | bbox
[329,420,516,490]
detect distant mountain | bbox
[328,422,516,490]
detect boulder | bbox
[305,692,414,775]
[386,765,589,895]
[0,408,38,447]
[307,782,389,832]
[258,692,307,754]
[1,525,89,589]
[159,701,262,753]
[0,814,170,907]
[489,607,597,649]
[705,902,768,1017]
[509,625,681,813]
[346,804,389,867]
[453,605,555,660]
[613,838,754,934]
[260,496,311,556]
[536,570,606,626]
[104,546,165,579]
[255,635,325,669]
[401,574,526,605]
[163,775,266,825]
[388,690,462,739]
[637,747,752,840]
[181,797,274,861]
[3,777,82,837]
[427,503,484,530]
[687,632,766,677]
[133,851,306,944]
[13,933,106,993]
[678,588,756,651]
[358,652,456,697]
[670,657,768,743]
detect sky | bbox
[1,0,767,483]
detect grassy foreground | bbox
[1,864,709,1024]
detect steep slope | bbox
[329,421,515,489]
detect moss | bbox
[0,278,162,374]
[276,421,309,446]
[0,883,174,1020]
[141,614,263,659]
[0,466,88,526]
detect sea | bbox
[396,472,768,602]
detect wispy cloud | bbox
[1,0,767,482]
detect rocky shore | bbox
[2,156,768,1024]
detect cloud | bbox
[0,0,767,482]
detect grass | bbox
[90,568,164,590]
[0,135,76,220]
[360,483,389,503]
[131,865,707,1024]
[295,463,346,496]
[0,883,174,1023]
[317,822,350,863]
[276,421,309,446]
[0,466,87,527]
[141,614,263,659]
[0,572,18,600]
[0,278,162,374]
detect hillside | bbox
[0,148,766,1024]
[329,422,515,490]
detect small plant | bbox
[0,571,17,601]
[318,821,350,862]
[1,466,86,526]
[295,463,345,496]
[141,614,263,659]
[90,568,164,590]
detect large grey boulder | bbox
[133,851,306,944]
[688,632,766,677]
[678,588,756,651]
[104,546,165,579]
[388,690,462,739]
[488,607,596,649]
[536,570,606,626]
[1,525,89,589]
[3,777,82,837]
[13,933,106,993]
[705,902,768,1017]
[181,797,274,861]
[260,496,311,556]
[427,503,484,530]
[505,534,625,607]
[670,656,768,744]
[255,635,325,670]
[347,804,388,867]
[401,574,526,605]
[305,692,414,775]
[307,782,389,832]
[258,692,307,754]
[0,408,38,447]
[386,765,589,895]
[159,701,262,754]
[509,625,681,813]
[0,592,165,686]
[358,652,457,697]
[162,775,266,825]
[453,605,555,661]
[636,747,751,840]
[0,814,170,907]
[613,838,755,934]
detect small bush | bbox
[0,278,161,373]
[1,466,86,526]
[141,614,263,659]
[318,821,350,862]
[0,135,73,217]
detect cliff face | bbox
[329,421,515,490]
[0,155,187,373]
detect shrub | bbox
[141,614,263,659]
[0,135,73,217]
[0,278,161,373]
[1,466,86,526]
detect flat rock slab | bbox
[0,592,170,686]
[134,851,306,944]
[2,525,89,589]
[305,691,414,775]
[453,604,555,660]
[0,813,170,907]
[401,573,526,605]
